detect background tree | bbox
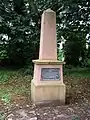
[57,0,90,66]
[0,0,90,67]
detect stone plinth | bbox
[31,60,66,104]
[31,80,65,104]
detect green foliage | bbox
[64,33,87,66]
[23,65,33,76]
[58,49,64,61]
[0,0,89,66]
[1,94,11,104]
[0,50,8,60]
[72,115,80,120]
[57,0,90,66]
[0,69,15,84]
[0,0,39,66]
[0,74,9,83]
[0,111,5,120]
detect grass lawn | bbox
[64,67,90,78]
[0,66,90,120]
[0,67,90,106]
[0,68,32,105]
[64,67,90,104]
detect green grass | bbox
[0,111,5,120]
[0,68,16,84]
[0,66,90,105]
[0,85,30,104]
[87,59,90,67]
[0,68,32,104]
[64,67,90,78]
[64,59,90,78]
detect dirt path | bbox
[0,76,90,120]
[0,100,89,120]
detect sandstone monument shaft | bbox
[39,9,57,60]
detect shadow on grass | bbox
[64,67,90,78]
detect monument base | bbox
[31,80,66,104]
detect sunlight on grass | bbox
[0,84,31,104]
[0,68,16,84]
[0,68,31,104]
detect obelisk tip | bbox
[45,8,55,13]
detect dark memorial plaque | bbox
[41,68,60,80]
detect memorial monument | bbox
[31,9,66,104]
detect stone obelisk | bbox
[31,9,66,104]
[39,9,57,60]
